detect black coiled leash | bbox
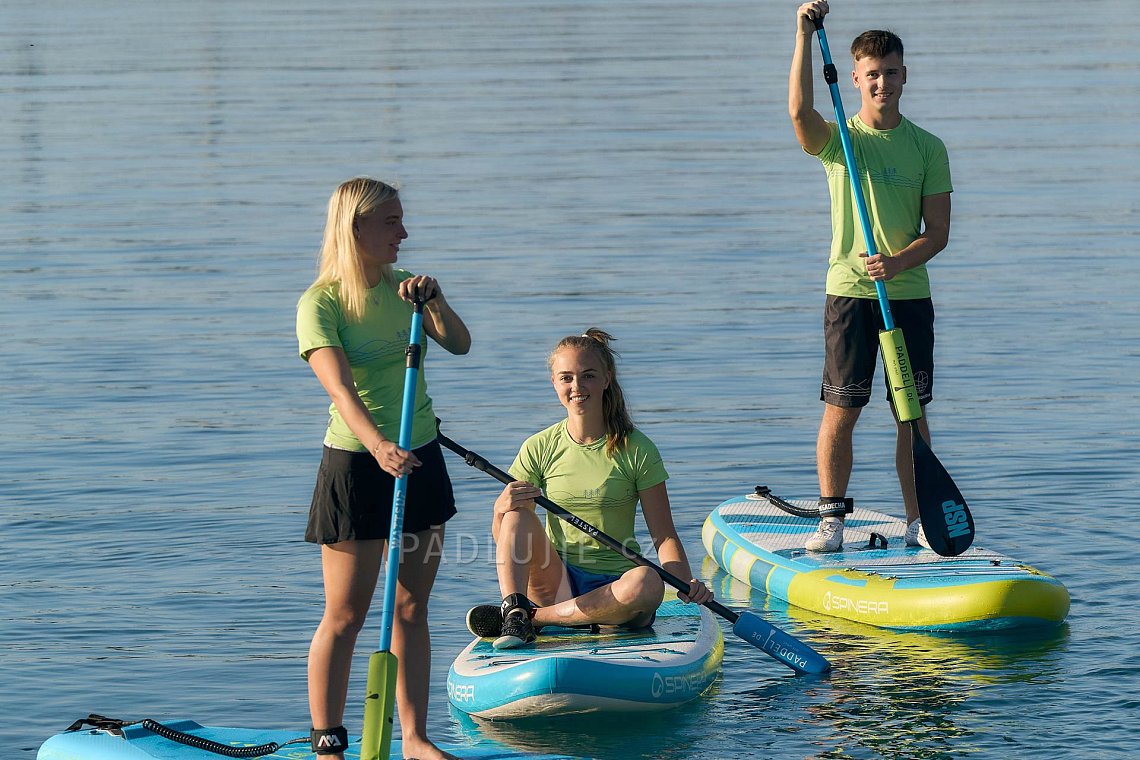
[140,719,310,758]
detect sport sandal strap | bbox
[500,592,537,618]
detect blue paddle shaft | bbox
[376,301,426,653]
[813,21,895,331]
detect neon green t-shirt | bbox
[296,269,437,451]
[817,115,953,299]
[508,420,669,576]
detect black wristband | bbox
[310,726,348,756]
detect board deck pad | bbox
[703,491,1069,631]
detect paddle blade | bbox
[361,650,398,760]
[912,426,975,557]
[732,611,831,674]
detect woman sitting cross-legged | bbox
[466,328,712,648]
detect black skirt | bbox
[305,438,457,544]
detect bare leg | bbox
[390,525,457,760]
[896,415,931,524]
[493,507,569,603]
[308,540,383,754]
[492,508,662,627]
[818,403,862,513]
[533,566,665,628]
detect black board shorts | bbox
[305,438,457,544]
[821,295,935,409]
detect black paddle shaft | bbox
[436,431,740,624]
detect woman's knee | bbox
[321,603,369,639]
[619,566,665,606]
[497,508,542,537]
[395,594,430,627]
[495,510,544,559]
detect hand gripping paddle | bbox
[812,17,974,556]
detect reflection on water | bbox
[705,558,1070,759]
[4,0,1139,757]
[451,703,721,760]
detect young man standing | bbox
[788,1,953,551]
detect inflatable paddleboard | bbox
[37,718,580,759]
[703,490,1069,631]
[448,596,723,719]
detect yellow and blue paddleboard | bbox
[703,491,1069,631]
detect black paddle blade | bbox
[911,423,974,556]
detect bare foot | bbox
[401,735,461,760]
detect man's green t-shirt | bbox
[509,420,669,576]
[296,270,437,451]
[817,114,953,299]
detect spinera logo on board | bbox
[651,671,706,699]
[447,679,475,703]
[823,591,889,615]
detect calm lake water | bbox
[3,1,1138,758]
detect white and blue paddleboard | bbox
[704,491,1069,632]
[37,718,580,760]
[447,595,723,719]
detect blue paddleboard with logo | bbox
[447,595,723,719]
[36,718,581,759]
[703,491,1069,631]
[36,715,583,756]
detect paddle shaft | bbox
[436,430,831,673]
[811,18,924,425]
[377,298,427,650]
[362,297,427,760]
[812,20,895,330]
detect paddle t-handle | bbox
[435,424,831,675]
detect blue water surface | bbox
[2,1,1138,758]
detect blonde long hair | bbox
[550,328,634,457]
[310,177,400,322]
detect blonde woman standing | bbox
[296,178,469,760]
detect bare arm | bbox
[306,345,420,477]
[639,482,712,605]
[789,1,832,155]
[398,275,472,355]
[864,192,952,280]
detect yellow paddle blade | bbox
[361,650,398,760]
